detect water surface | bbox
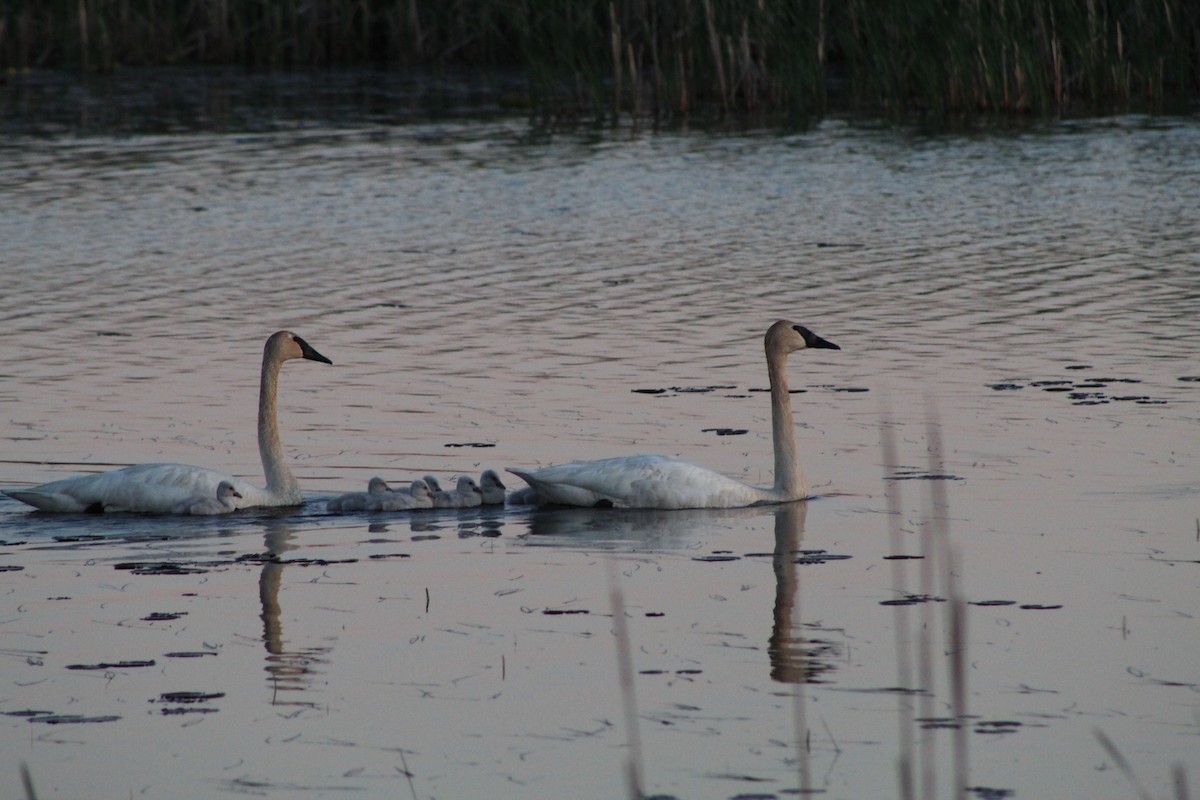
[1,72,1198,799]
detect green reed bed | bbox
[1,0,1196,118]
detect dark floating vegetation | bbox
[881,594,947,606]
[27,713,122,725]
[2,0,1195,118]
[114,561,210,575]
[164,651,218,658]
[794,550,853,565]
[701,428,748,436]
[988,375,1170,406]
[444,442,496,448]
[141,612,187,621]
[66,660,156,670]
[888,470,963,481]
[633,385,735,395]
[158,691,225,703]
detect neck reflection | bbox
[258,519,331,706]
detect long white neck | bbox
[258,348,300,501]
[767,346,806,500]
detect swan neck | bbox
[258,348,298,499]
[768,347,805,499]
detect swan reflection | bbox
[521,501,840,685]
[768,502,839,685]
[258,518,332,706]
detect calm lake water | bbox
[2,70,1198,799]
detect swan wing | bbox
[508,454,767,510]
[6,463,263,514]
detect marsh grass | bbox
[1,0,1195,119]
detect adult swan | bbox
[4,331,332,513]
[507,320,839,509]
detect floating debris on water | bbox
[158,691,225,704]
[114,562,210,575]
[701,428,748,436]
[164,652,218,659]
[444,442,496,448]
[881,594,946,606]
[141,612,187,621]
[66,660,156,670]
[794,551,853,565]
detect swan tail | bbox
[4,490,95,513]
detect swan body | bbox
[171,480,243,516]
[327,476,391,513]
[433,476,483,508]
[3,331,332,513]
[479,470,506,504]
[507,320,839,510]
[365,480,434,512]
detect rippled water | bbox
[2,72,1198,799]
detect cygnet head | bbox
[455,476,482,496]
[765,320,839,356]
[367,476,390,494]
[480,470,506,491]
[422,475,443,493]
[217,481,243,504]
[409,479,432,500]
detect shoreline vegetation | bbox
[1,0,1197,121]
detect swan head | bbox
[267,331,333,365]
[422,475,443,493]
[766,320,839,355]
[410,479,432,500]
[216,481,243,503]
[480,469,506,490]
[456,476,482,496]
[367,477,390,494]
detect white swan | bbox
[327,476,391,513]
[507,320,839,509]
[432,476,483,508]
[171,480,243,516]
[366,479,434,512]
[479,469,506,505]
[3,331,332,513]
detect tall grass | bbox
[1,0,1196,118]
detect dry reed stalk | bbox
[879,409,916,800]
